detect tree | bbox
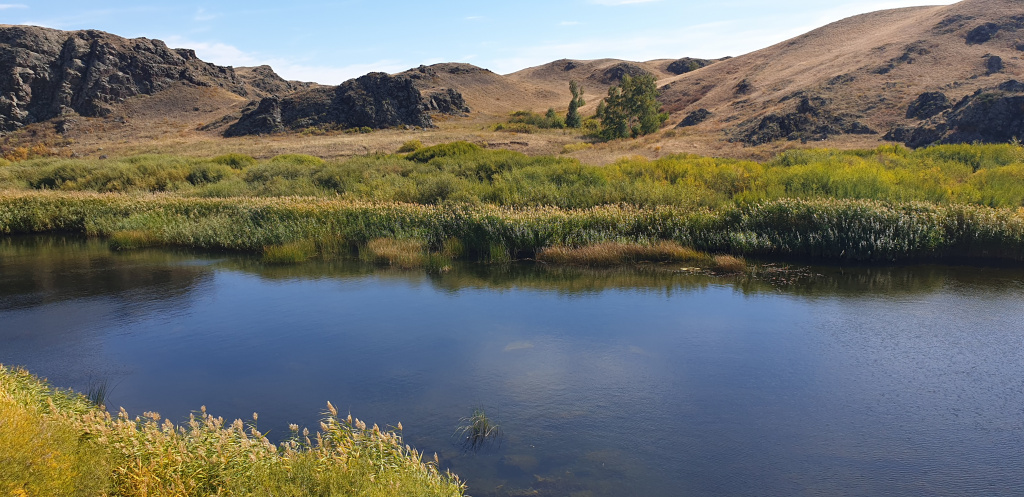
[597,74,668,140]
[566,80,585,128]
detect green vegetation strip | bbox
[0,365,465,497]
[2,190,1022,262]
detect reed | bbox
[1,191,1023,264]
[537,241,706,266]
[362,238,427,268]
[453,408,502,453]
[0,365,466,497]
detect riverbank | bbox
[0,365,465,497]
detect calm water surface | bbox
[1,236,1023,496]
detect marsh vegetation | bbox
[1,143,1023,267]
[0,366,464,497]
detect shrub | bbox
[187,163,235,186]
[561,143,594,154]
[405,142,483,162]
[269,154,325,167]
[211,153,258,169]
[397,140,425,153]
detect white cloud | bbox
[465,15,483,21]
[162,35,412,84]
[0,4,28,9]
[194,8,217,22]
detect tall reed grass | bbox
[1,191,1022,263]
[0,365,466,497]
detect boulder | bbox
[666,58,714,75]
[677,108,712,128]
[966,23,1000,44]
[906,92,951,119]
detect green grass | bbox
[4,143,1024,209]
[3,143,1024,264]
[0,365,466,497]
[1,191,1022,263]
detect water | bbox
[2,235,1023,496]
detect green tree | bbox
[566,80,585,128]
[597,74,668,141]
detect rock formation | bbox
[0,25,303,132]
[225,72,469,136]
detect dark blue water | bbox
[2,236,1023,496]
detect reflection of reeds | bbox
[454,408,503,453]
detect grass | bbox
[1,191,1023,263]
[537,240,708,266]
[3,143,1024,265]
[453,409,502,453]
[4,142,1024,209]
[362,238,427,268]
[0,365,466,497]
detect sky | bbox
[3,0,958,84]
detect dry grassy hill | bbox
[4,0,1024,162]
[656,0,1024,146]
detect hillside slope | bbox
[656,0,1024,146]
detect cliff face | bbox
[0,25,304,132]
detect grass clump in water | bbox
[263,239,317,265]
[537,241,707,267]
[453,408,503,453]
[712,254,748,273]
[0,365,466,497]
[108,230,161,251]
[362,238,428,268]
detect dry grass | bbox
[362,238,427,268]
[0,365,466,497]
[537,241,707,266]
[712,254,748,273]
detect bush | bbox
[269,154,325,167]
[561,143,594,154]
[211,153,258,169]
[397,140,425,153]
[406,142,483,162]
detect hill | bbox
[655,0,1024,147]
[2,0,1024,161]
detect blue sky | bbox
[3,1,957,84]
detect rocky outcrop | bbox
[225,72,469,136]
[737,95,876,145]
[676,108,712,128]
[0,25,305,132]
[886,83,1024,147]
[906,91,951,119]
[591,63,651,85]
[666,57,715,75]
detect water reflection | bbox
[1,236,1023,496]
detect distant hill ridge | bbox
[3,0,1024,147]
